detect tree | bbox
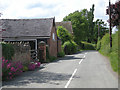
[63,9,89,44]
[87,4,95,43]
[57,26,72,44]
[106,1,120,26]
[93,19,109,43]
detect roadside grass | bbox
[98,30,118,72]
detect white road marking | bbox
[85,53,87,54]
[65,69,77,88]
[79,59,83,64]
[83,55,86,58]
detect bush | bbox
[23,66,28,72]
[28,63,36,71]
[49,56,57,62]
[80,41,95,50]
[57,51,65,57]
[96,40,101,50]
[2,57,23,81]
[63,41,78,55]
[57,26,72,44]
[100,33,111,55]
[1,42,15,60]
[99,32,118,72]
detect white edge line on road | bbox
[83,55,86,58]
[79,59,83,64]
[65,68,77,88]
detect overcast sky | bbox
[0,0,117,30]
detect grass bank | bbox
[97,29,118,72]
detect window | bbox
[52,33,55,41]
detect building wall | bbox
[47,26,57,57]
[58,39,62,53]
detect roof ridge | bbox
[1,17,55,21]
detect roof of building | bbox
[1,18,55,38]
[55,21,73,34]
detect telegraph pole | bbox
[109,0,112,48]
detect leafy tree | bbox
[63,9,89,44]
[106,1,120,26]
[87,4,95,43]
[93,19,109,43]
[57,26,72,44]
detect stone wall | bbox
[11,42,31,65]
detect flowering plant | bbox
[2,57,23,80]
[28,62,36,71]
[34,61,41,68]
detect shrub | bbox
[80,41,95,50]
[99,32,118,72]
[34,61,41,68]
[28,63,36,71]
[57,26,72,44]
[1,42,15,60]
[63,41,78,55]
[23,66,28,72]
[100,33,111,55]
[57,51,65,57]
[49,56,57,62]
[2,57,23,81]
[96,40,101,50]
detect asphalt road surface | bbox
[2,50,118,88]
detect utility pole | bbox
[109,0,112,48]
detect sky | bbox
[0,0,118,32]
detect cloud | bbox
[0,0,117,22]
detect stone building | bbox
[1,18,58,57]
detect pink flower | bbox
[7,63,11,69]
[5,60,8,63]
[11,67,16,72]
[9,72,12,75]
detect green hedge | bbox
[63,41,78,55]
[1,42,15,60]
[98,32,118,72]
[80,41,95,50]
[57,51,65,57]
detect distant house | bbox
[55,21,73,53]
[56,21,73,34]
[1,18,58,57]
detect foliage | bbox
[98,32,118,72]
[1,42,15,60]
[28,61,41,71]
[93,19,109,43]
[99,33,111,55]
[2,57,23,81]
[87,4,95,43]
[96,38,101,50]
[106,1,120,26]
[57,26,72,44]
[23,66,28,72]
[28,63,36,71]
[63,41,78,55]
[57,51,65,57]
[63,9,89,44]
[49,56,57,62]
[118,26,120,74]
[80,41,95,50]
[34,61,41,68]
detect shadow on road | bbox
[2,67,80,87]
